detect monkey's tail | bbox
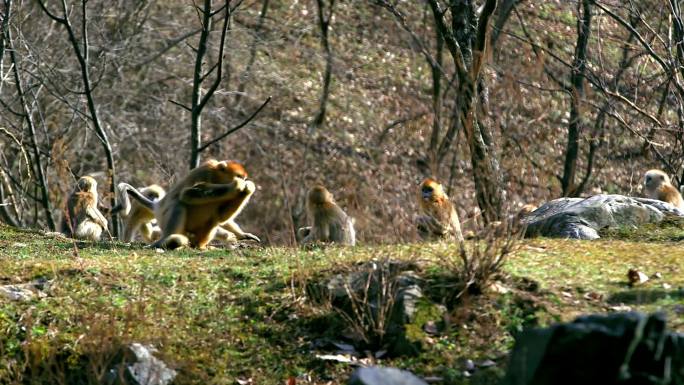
[116,183,155,216]
[111,203,124,214]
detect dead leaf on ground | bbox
[627,268,649,286]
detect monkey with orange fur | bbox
[416,178,464,242]
[643,169,684,209]
[62,176,109,241]
[117,159,259,249]
[299,185,355,246]
[113,184,166,242]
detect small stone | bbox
[105,343,176,385]
[608,304,632,312]
[423,321,439,335]
[489,282,510,294]
[663,283,672,290]
[477,359,496,368]
[348,367,428,385]
[0,285,35,301]
[464,359,475,371]
[652,272,663,279]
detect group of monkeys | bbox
[60,160,683,249]
[60,159,356,249]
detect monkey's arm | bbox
[86,206,108,231]
[448,210,464,241]
[297,226,312,241]
[417,215,449,238]
[180,181,247,205]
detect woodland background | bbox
[0,0,680,245]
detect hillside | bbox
[0,1,680,244]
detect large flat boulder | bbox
[524,194,684,239]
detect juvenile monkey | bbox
[117,159,259,249]
[299,185,356,246]
[113,184,166,242]
[643,169,684,209]
[62,176,109,241]
[416,178,464,242]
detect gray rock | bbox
[348,367,428,385]
[524,194,684,239]
[501,312,684,385]
[0,278,51,301]
[104,343,176,385]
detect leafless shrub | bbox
[307,258,418,348]
[336,260,400,346]
[447,219,525,299]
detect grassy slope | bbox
[0,224,683,384]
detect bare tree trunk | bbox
[490,0,522,48]
[426,0,504,223]
[0,0,19,227]
[561,0,591,197]
[37,0,120,237]
[6,2,56,230]
[310,0,336,132]
[575,22,636,195]
[428,30,443,168]
[235,0,270,109]
[187,0,231,169]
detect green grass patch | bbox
[0,224,683,384]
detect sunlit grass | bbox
[1,223,683,384]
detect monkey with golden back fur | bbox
[298,185,356,246]
[643,169,684,209]
[113,184,166,242]
[416,178,464,242]
[116,159,259,249]
[62,176,109,241]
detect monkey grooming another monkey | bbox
[62,176,109,241]
[643,169,684,209]
[299,185,356,246]
[416,178,464,242]
[117,159,259,249]
[113,184,166,242]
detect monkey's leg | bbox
[75,220,103,241]
[195,226,220,249]
[122,220,135,242]
[221,220,260,242]
[152,205,188,249]
[214,226,238,243]
[139,220,163,243]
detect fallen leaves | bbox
[627,268,649,286]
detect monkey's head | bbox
[141,184,166,202]
[200,159,248,184]
[76,176,97,193]
[420,178,446,203]
[308,185,333,205]
[644,169,670,192]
